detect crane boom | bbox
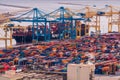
[0,3,31,9]
[58,2,90,6]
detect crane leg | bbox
[118,24,120,33]
[5,30,7,50]
[108,23,112,32]
[9,29,13,48]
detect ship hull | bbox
[12,23,88,44]
[12,35,33,44]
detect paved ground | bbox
[0,77,9,80]
[95,75,120,80]
[0,72,120,80]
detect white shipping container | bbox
[67,63,94,80]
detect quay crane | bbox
[0,4,31,49]
[98,5,120,32]
[11,6,84,42]
[44,6,84,40]
[58,2,105,38]
[75,6,102,37]
[58,2,120,34]
[10,8,49,42]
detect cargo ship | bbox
[12,27,33,44]
[12,22,89,44]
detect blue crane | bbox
[45,6,84,40]
[10,7,85,43]
[10,8,51,42]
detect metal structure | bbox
[0,3,31,25]
[11,7,84,42]
[69,6,105,38]
[0,4,120,48]
[58,3,106,37]
[45,7,84,39]
[0,4,31,49]
[45,7,73,39]
[0,3,30,9]
[58,3,120,33]
[10,8,51,42]
[0,24,13,49]
[99,5,120,32]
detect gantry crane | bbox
[98,5,120,32]
[58,2,120,34]
[10,8,49,42]
[76,7,93,37]
[0,4,31,49]
[76,6,106,36]
[75,6,96,37]
[0,10,30,49]
[45,6,84,40]
[0,24,13,49]
[0,14,16,49]
[106,5,120,32]
[58,2,120,33]
[58,3,93,38]
[60,2,105,38]
[11,6,84,42]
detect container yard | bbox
[0,0,120,80]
